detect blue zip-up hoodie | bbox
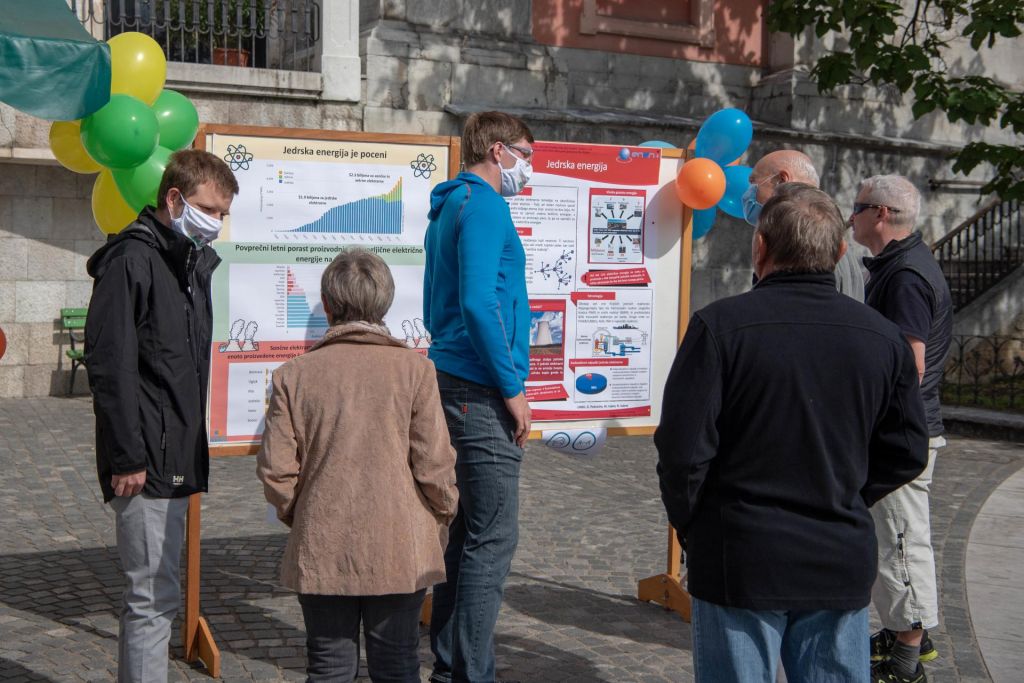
[423,172,530,398]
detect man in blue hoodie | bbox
[423,111,534,683]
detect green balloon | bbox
[152,89,199,151]
[81,94,160,169]
[113,146,174,211]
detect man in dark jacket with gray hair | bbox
[656,183,928,683]
[85,149,237,682]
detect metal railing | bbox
[932,198,1024,312]
[942,335,1024,412]
[71,0,321,72]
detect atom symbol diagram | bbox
[224,144,254,171]
[411,153,438,179]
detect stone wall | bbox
[1,0,1020,396]
[0,165,102,397]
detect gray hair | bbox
[320,248,395,325]
[858,174,920,228]
[758,183,846,272]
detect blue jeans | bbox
[691,598,868,683]
[298,590,426,683]
[430,371,523,683]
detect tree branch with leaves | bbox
[767,0,1024,199]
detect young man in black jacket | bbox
[656,184,928,683]
[85,150,237,682]
[852,174,953,683]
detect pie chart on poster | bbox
[575,372,608,395]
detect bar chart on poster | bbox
[202,129,453,445]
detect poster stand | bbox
[636,152,694,621]
[179,132,694,676]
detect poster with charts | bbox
[204,132,450,445]
[509,141,664,421]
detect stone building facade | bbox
[1,0,1021,396]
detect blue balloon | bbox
[692,207,717,239]
[695,108,753,166]
[717,165,753,219]
[638,140,677,149]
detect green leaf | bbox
[912,99,938,118]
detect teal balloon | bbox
[717,165,753,219]
[81,94,159,169]
[693,207,717,239]
[152,89,200,150]
[113,146,174,211]
[639,140,677,149]
[695,108,753,166]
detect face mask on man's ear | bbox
[170,193,223,245]
[741,183,763,227]
[497,145,533,197]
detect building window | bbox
[72,0,321,72]
[580,0,714,48]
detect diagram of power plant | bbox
[588,189,645,264]
[591,324,645,357]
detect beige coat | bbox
[256,322,458,596]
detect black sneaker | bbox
[872,658,928,683]
[870,628,939,662]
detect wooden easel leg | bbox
[193,616,221,678]
[181,493,221,677]
[637,525,692,622]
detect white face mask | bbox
[171,195,223,245]
[499,148,533,197]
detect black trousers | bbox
[298,589,426,683]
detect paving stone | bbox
[0,397,1022,681]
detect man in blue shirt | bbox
[424,111,534,683]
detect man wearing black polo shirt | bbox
[852,174,953,683]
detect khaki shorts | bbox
[870,436,944,631]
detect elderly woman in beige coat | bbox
[257,248,457,683]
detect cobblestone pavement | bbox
[1,397,1022,682]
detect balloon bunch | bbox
[673,108,754,240]
[48,33,200,235]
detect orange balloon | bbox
[675,158,726,210]
[687,139,696,151]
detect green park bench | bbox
[60,307,87,396]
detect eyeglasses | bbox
[852,203,901,215]
[505,143,534,161]
[749,172,778,187]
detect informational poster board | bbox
[515,142,683,427]
[198,126,687,453]
[198,127,457,452]
[184,129,694,672]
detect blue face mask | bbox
[742,183,763,227]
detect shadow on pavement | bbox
[503,573,691,651]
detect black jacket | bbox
[655,272,928,611]
[863,232,953,436]
[85,209,221,502]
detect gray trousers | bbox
[110,494,189,683]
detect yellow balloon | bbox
[92,170,139,235]
[108,32,167,105]
[49,121,102,174]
